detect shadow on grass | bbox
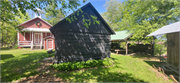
[1,54,14,60]
[55,67,146,82]
[0,48,12,51]
[144,61,163,67]
[1,52,54,82]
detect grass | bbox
[55,55,171,82]
[1,48,171,82]
[0,48,53,82]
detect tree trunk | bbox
[12,32,17,47]
[151,38,155,56]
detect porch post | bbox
[24,32,25,40]
[31,31,33,50]
[40,32,43,49]
[18,31,19,46]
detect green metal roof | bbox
[111,30,132,41]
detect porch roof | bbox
[22,28,50,32]
[111,30,132,41]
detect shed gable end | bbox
[50,3,114,35]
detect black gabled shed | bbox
[50,3,115,63]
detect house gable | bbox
[20,17,52,29]
[50,3,115,36]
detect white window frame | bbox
[34,33,41,44]
[47,39,53,49]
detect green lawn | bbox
[55,55,170,82]
[0,48,53,82]
[1,49,171,82]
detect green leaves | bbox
[102,0,180,44]
[51,58,115,71]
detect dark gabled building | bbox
[50,3,115,63]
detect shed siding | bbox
[54,32,111,63]
[52,5,112,35]
[167,32,179,68]
[50,3,114,63]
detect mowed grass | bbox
[55,54,171,82]
[1,49,171,82]
[0,48,53,82]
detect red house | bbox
[18,16,55,50]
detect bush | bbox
[154,43,167,56]
[50,58,115,71]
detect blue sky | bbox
[78,0,107,14]
[28,0,123,18]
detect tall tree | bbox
[103,0,180,44]
[0,0,86,29]
[44,4,65,25]
[0,11,30,47]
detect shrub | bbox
[50,58,115,71]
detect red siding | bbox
[18,17,55,50]
[21,18,51,29]
[44,37,55,50]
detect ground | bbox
[1,48,172,82]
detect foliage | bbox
[0,0,86,47]
[0,0,87,29]
[102,0,180,45]
[119,42,126,49]
[154,39,167,56]
[0,49,52,82]
[51,58,115,71]
[0,10,30,48]
[44,3,65,25]
[66,9,101,28]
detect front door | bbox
[34,33,41,45]
[47,39,53,49]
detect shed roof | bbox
[50,2,115,35]
[147,21,180,36]
[111,30,132,41]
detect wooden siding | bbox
[50,3,114,63]
[51,3,114,35]
[54,32,111,63]
[21,18,51,29]
[167,32,179,68]
[44,37,55,50]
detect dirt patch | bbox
[149,66,170,81]
[14,59,65,82]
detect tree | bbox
[0,11,30,48]
[0,0,86,29]
[44,4,65,25]
[103,0,180,44]
[0,0,86,47]
[102,0,123,30]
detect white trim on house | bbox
[18,31,19,46]
[34,33,41,45]
[24,32,25,40]
[47,39,53,49]
[22,28,50,32]
[32,32,33,43]
[43,36,55,39]
[18,17,52,27]
[40,32,43,49]
[30,32,31,40]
